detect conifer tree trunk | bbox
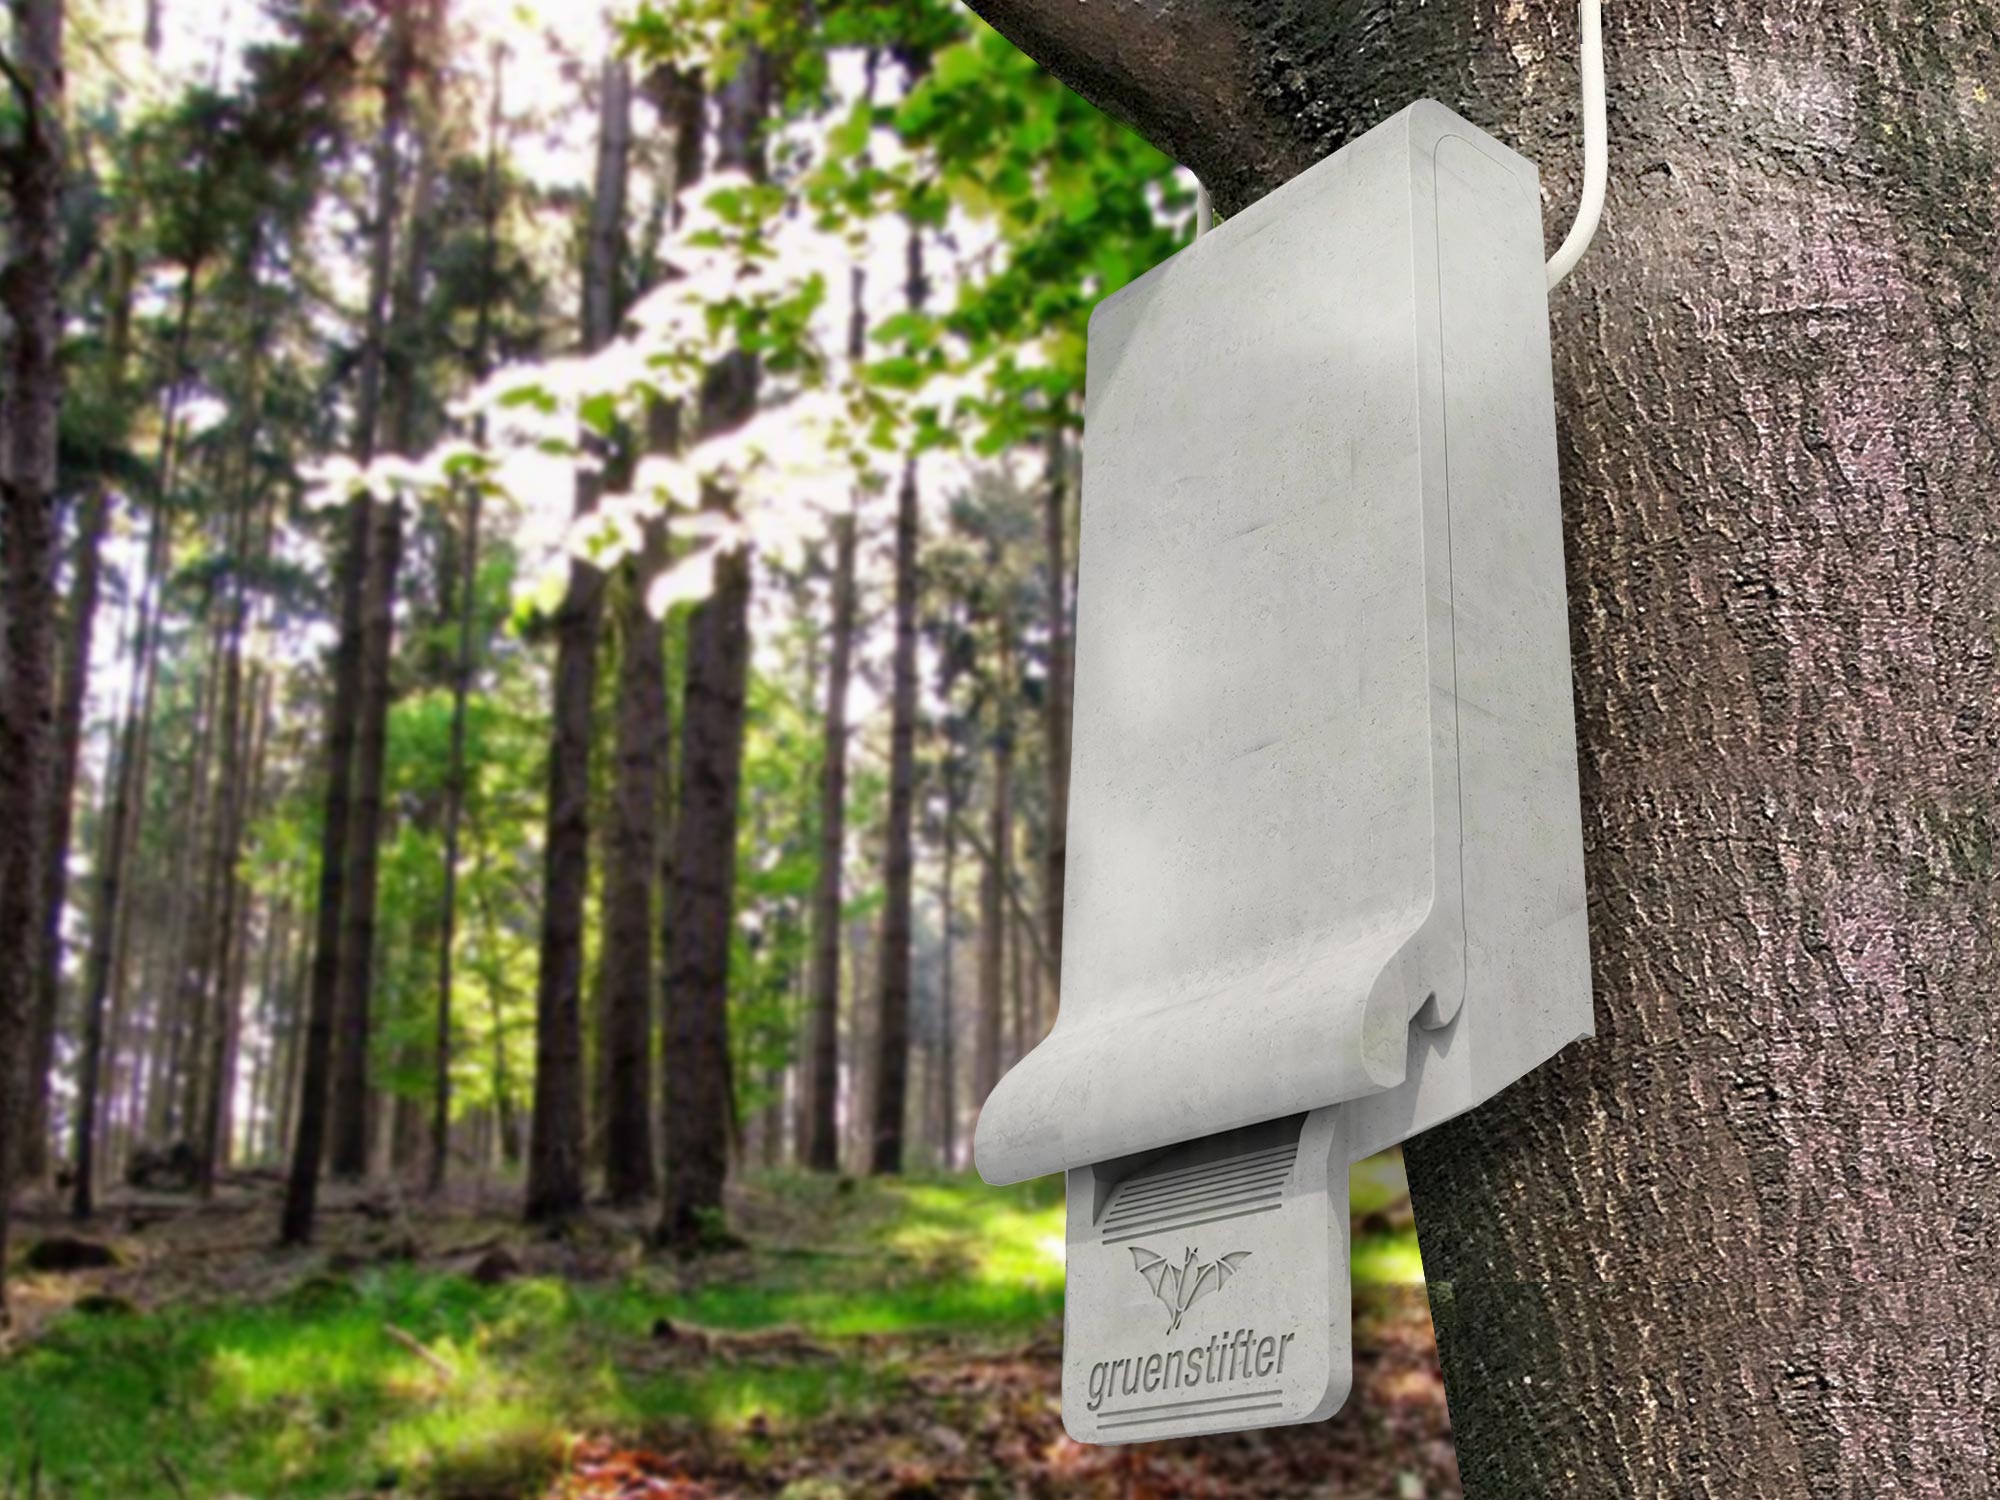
[195,478,273,1195]
[802,59,873,1175]
[802,503,856,1172]
[0,0,64,1320]
[967,0,2000,1488]
[73,504,170,1220]
[527,53,631,1223]
[432,38,508,1197]
[23,485,108,1179]
[869,439,921,1173]
[973,680,1011,1112]
[938,779,958,1169]
[284,7,414,1241]
[659,48,772,1249]
[1041,423,1071,979]
[332,0,432,1181]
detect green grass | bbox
[0,1165,1422,1498]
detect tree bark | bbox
[23,486,108,1179]
[966,0,2000,1490]
[73,505,170,1219]
[283,4,412,1241]
[658,48,772,1250]
[430,38,508,1196]
[600,518,666,1204]
[802,505,856,1172]
[1040,422,1071,986]
[331,0,432,1181]
[869,443,921,1173]
[938,772,958,1169]
[195,476,273,1195]
[801,218,874,1176]
[526,53,630,1224]
[0,0,64,1321]
[973,687,1011,1112]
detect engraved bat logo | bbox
[1129,1245,1252,1333]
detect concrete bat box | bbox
[973,101,1595,1443]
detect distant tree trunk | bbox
[432,37,507,1199]
[23,486,109,1179]
[869,442,922,1174]
[1040,421,1071,983]
[0,0,65,1318]
[207,669,271,1176]
[968,0,2000,1489]
[431,473,481,1193]
[34,240,137,1181]
[973,693,1011,1112]
[658,48,772,1251]
[196,475,273,1196]
[938,776,958,1169]
[72,509,170,1221]
[283,4,413,1242]
[527,53,630,1224]
[659,532,753,1239]
[803,505,857,1172]
[333,1,434,1180]
[168,625,226,1139]
[601,516,666,1205]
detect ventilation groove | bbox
[1098,1141,1298,1245]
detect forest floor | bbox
[0,1161,1458,1500]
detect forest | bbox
[0,0,1453,1495]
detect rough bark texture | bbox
[526,54,629,1224]
[0,0,64,1321]
[659,49,770,1249]
[968,0,2000,1492]
[803,512,857,1173]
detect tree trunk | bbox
[600,518,666,1204]
[168,621,226,1140]
[973,704,1011,1112]
[196,482,273,1195]
[332,0,435,1181]
[966,0,2000,1490]
[1040,422,1071,987]
[526,54,630,1224]
[800,236,873,1176]
[0,0,64,1321]
[868,445,921,1173]
[431,35,507,1199]
[802,505,856,1172]
[658,49,772,1250]
[938,777,957,1169]
[869,204,930,1176]
[283,3,412,1241]
[24,486,108,1179]
[660,532,754,1243]
[73,507,170,1220]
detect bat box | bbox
[973,101,1594,1443]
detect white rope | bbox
[1545,0,1606,291]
